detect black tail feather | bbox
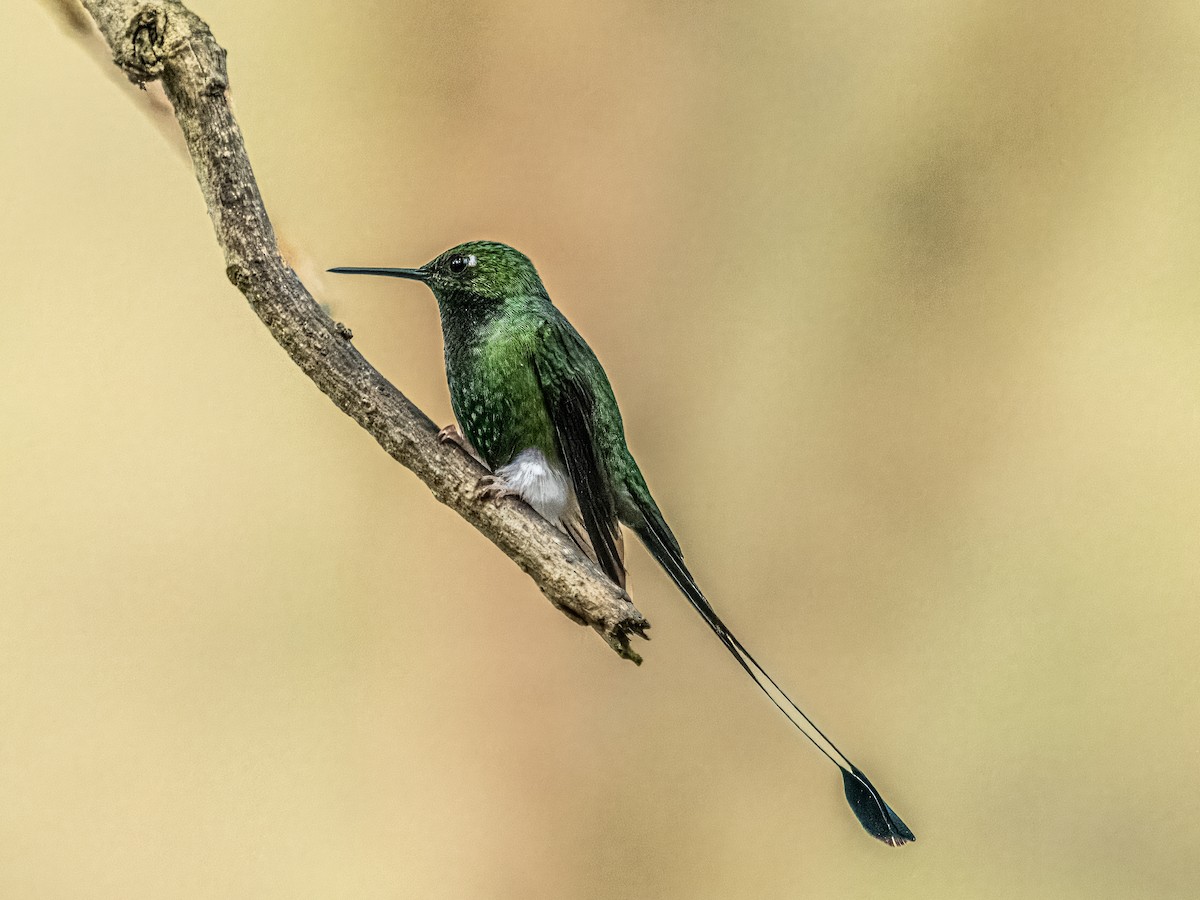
[635,515,914,847]
[842,766,916,847]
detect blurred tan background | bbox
[4,0,1200,897]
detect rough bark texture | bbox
[74,0,650,662]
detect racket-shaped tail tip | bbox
[841,766,915,847]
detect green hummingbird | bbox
[329,241,914,846]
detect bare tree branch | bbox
[69,0,650,662]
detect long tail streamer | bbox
[637,522,915,847]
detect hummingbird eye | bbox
[447,254,477,276]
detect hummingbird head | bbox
[422,241,548,304]
[328,241,549,312]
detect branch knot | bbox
[117,6,167,82]
[114,3,214,86]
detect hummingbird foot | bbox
[438,423,484,464]
[437,423,465,445]
[475,474,520,503]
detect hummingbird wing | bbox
[531,316,627,588]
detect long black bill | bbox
[327,266,428,281]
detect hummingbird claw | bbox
[437,423,464,445]
[438,423,485,465]
[475,474,519,503]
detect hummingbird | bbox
[329,241,914,846]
